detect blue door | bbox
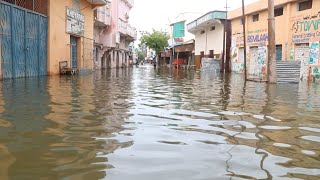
[70,36,78,68]
[276,45,282,61]
[0,2,48,79]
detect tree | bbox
[140,30,170,54]
[137,51,145,61]
[134,48,146,62]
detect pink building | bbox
[93,0,136,70]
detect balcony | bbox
[187,11,226,34]
[86,0,108,6]
[127,24,137,40]
[118,19,137,41]
[94,8,111,27]
[124,0,134,8]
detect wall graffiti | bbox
[311,67,320,81]
[248,46,266,78]
[296,46,310,80]
[231,47,244,73]
[309,42,319,65]
[201,58,221,72]
[290,47,294,61]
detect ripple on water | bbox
[301,136,320,143]
[273,143,292,148]
[259,126,292,130]
[301,150,317,156]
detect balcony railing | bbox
[94,7,111,27]
[127,24,137,39]
[124,0,134,7]
[118,19,127,34]
[118,19,137,40]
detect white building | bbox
[187,11,227,68]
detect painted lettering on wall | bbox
[291,12,320,43]
[248,34,268,43]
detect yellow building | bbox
[229,0,320,80]
[48,0,107,75]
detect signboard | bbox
[291,11,320,43]
[66,8,85,36]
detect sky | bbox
[130,0,259,34]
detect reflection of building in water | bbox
[44,72,133,178]
[220,77,319,179]
[0,83,15,180]
[0,78,51,179]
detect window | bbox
[252,14,259,22]
[200,51,205,58]
[298,0,312,11]
[209,50,214,58]
[240,18,244,25]
[200,30,205,34]
[274,7,283,17]
[210,26,216,31]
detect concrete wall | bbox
[48,0,94,75]
[194,23,224,56]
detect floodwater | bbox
[0,65,319,180]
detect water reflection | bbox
[0,66,319,179]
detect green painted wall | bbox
[173,21,185,38]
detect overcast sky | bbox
[130,0,259,33]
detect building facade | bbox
[93,0,137,70]
[229,0,320,80]
[0,0,108,78]
[0,0,48,79]
[187,11,228,69]
[48,0,107,75]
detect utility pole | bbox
[242,0,247,81]
[221,0,227,73]
[267,0,277,83]
[224,0,230,72]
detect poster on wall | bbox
[296,46,310,80]
[66,8,85,36]
[258,46,267,77]
[290,47,294,61]
[309,42,319,65]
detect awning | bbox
[174,43,194,52]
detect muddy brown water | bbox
[0,66,319,180]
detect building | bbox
[0,0,49,79]
[187,11,229,69]
[48,0,107,75]
[93,0,137,70]
[0,0,107,78]
[229,0,320,81]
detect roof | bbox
[187,10,227,26]
[228,0,299,20]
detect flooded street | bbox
[0,65,319,180]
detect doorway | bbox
[276,45,282,61]
[70,36,78,68]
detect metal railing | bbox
[0,0,47,15]
[127,24,137,39]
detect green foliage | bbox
[137,51,145,61]
[140,30,170,54]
